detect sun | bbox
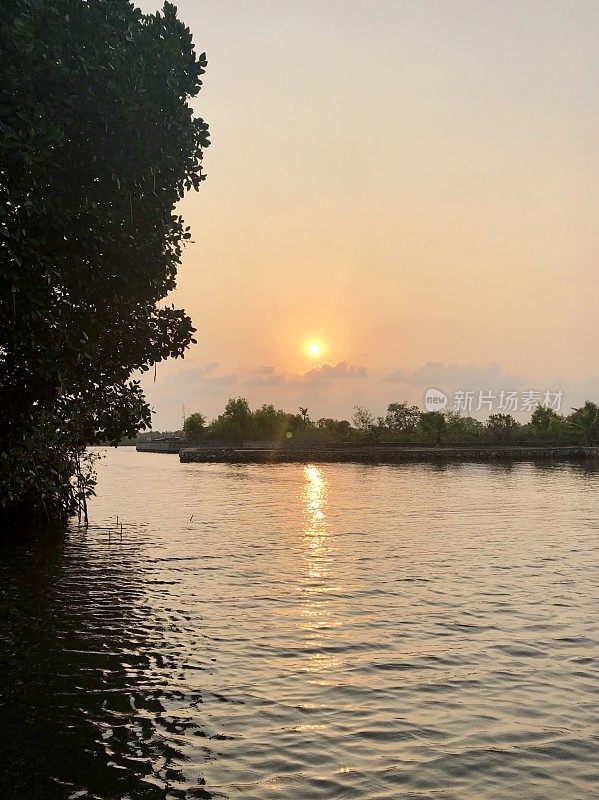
[304,339,326,359]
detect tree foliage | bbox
[384,402,421,432]
[174,399,599,449]
[203,399,305,443]
[568,402,599,445]
[0,0,209,523]
[486,413,518,444]
[183,412,206,444]
[352,405,375,433]
[419,411,448,445]
[531,405,559,435]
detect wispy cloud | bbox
[301,361,368,385]
[245,366,288,387]
[244,361,368,388]
[384,361,518,388]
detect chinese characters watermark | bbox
[424,388,563,414]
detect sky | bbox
[136,0,599,429]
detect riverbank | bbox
[136,438,182,453]
[179,444,599,464]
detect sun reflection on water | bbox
[299,465,341,675]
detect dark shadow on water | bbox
[532,458,599,478]
[0,526,213,800]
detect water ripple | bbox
[1,451,599,798]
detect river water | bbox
[1,448,599,799]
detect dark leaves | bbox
[0,0,209,519]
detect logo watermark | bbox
[424,389,564,414]
[424,388,449,412]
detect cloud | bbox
[207,372,237,387]
[148,362,225,388]
[301,360,368,385]
[245,366,288,387]
[140,363,238,409]
[244,360,368,388]
[383,361,518,388]
[194,362,219,377]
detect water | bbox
[1,448,599,799]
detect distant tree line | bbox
[139,398,599,447]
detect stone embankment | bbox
[136,438,182,453]
[180,445,599,465]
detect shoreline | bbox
[179,445,599,465]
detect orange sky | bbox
[137,0,599,428]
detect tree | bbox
[419,411,447,445]
[445,411,484,443]
[317,418,352,441]
[183,412,207,444]
[384,402,421,433]
[208,398,253,442]
[253,404,293,441]
[531,405,560,437]
[568,402,599,445]
[352,405,375,434]
[486,414,519,444]
[0,0,209,523]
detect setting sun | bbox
[305,339,326,359]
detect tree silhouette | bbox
[0,0,209,522]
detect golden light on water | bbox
[303,465,327,560]
[298,464,342,676]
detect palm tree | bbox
[568,402,599,445]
